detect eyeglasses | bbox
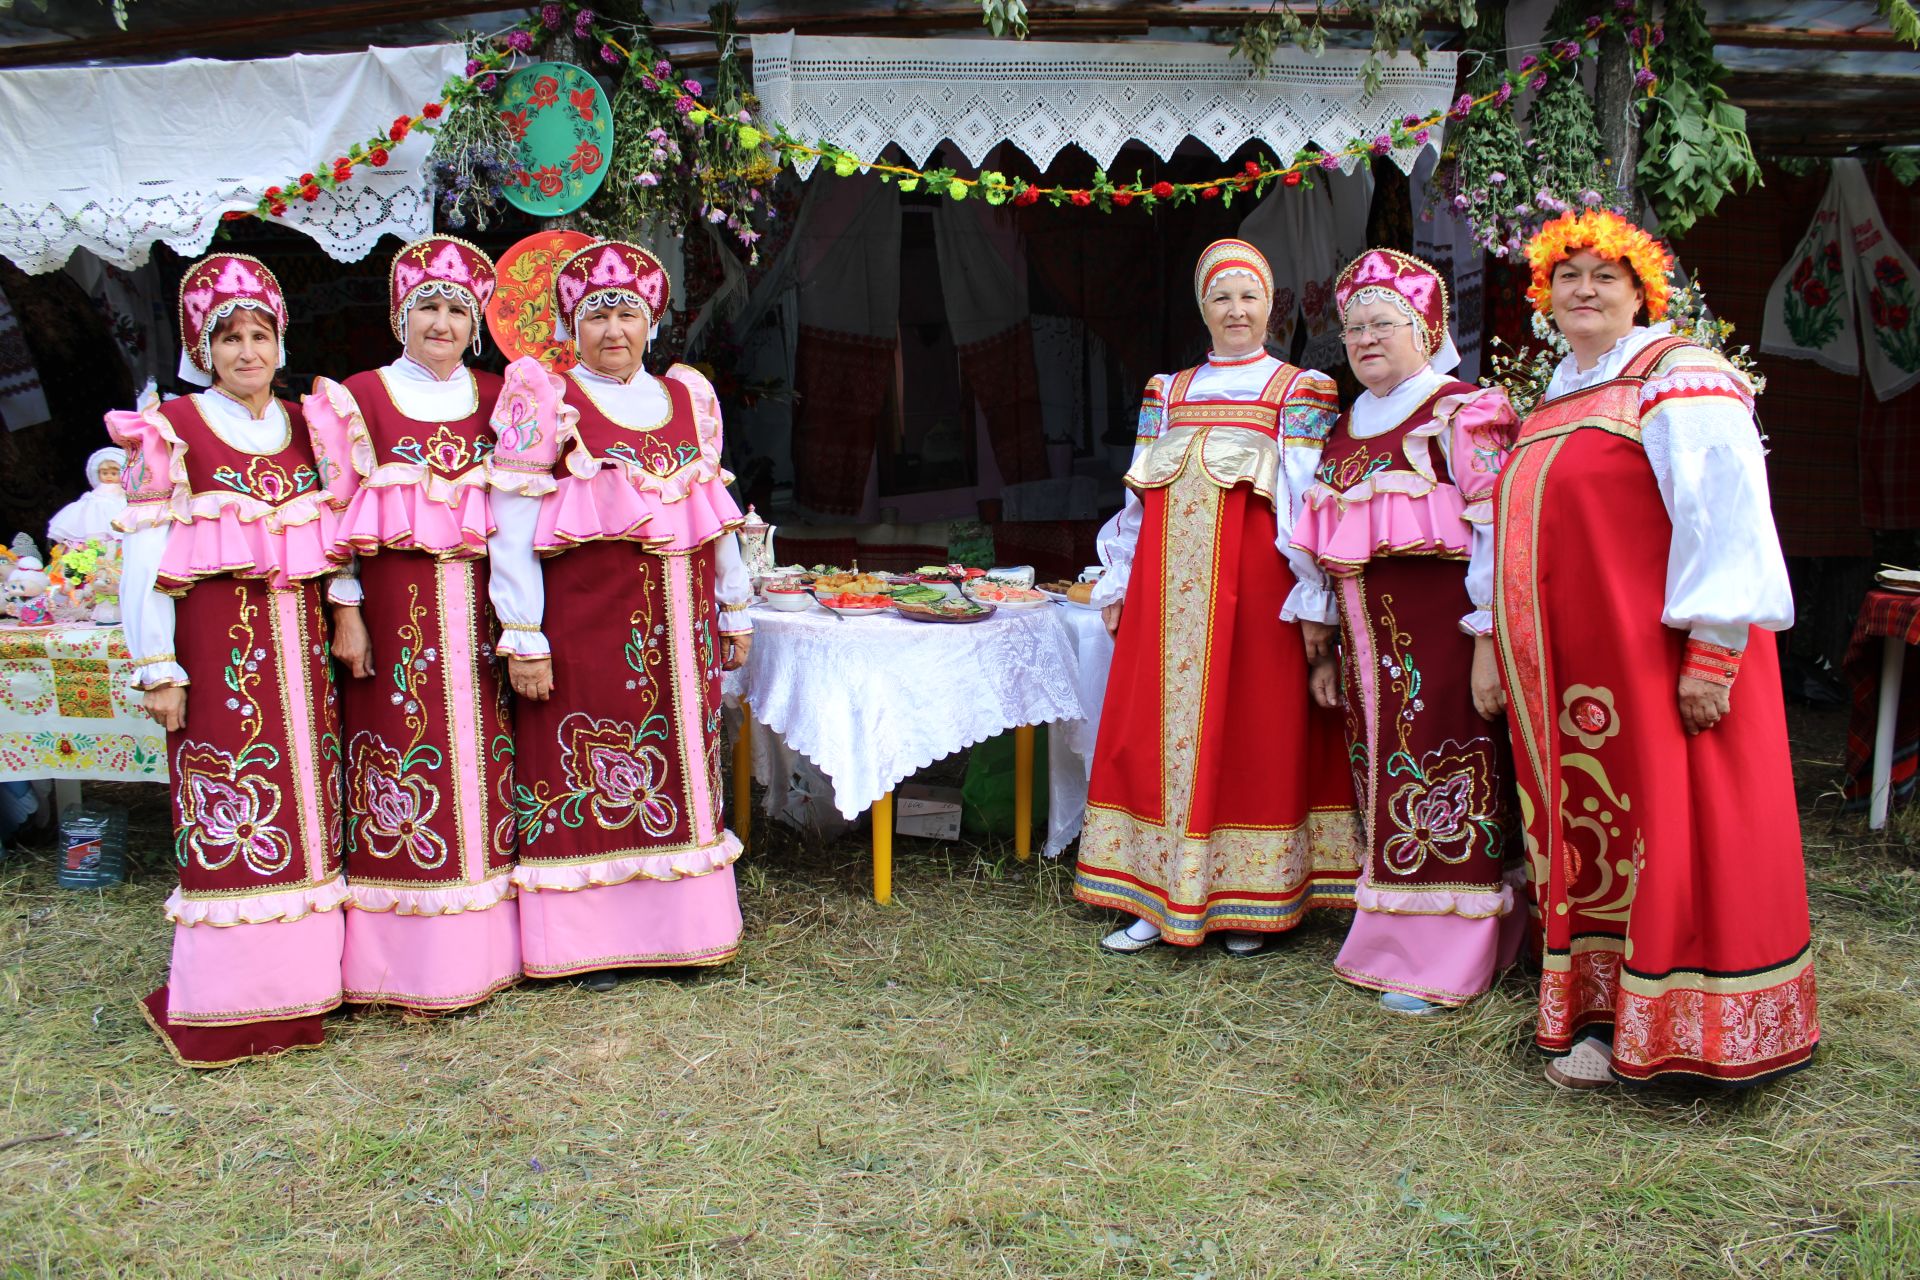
[1341,320,1415,342]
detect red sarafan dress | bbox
[1075,352,1364,943]
[110,389,348,1066]
[1293,372,1524,1006]
[487,356,754,977]
[305,358,521,1012]
[1494,329,1819,1085]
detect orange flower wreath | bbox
[1524,209,1676,322]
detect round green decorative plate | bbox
[497,61,614,217]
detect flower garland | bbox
[1523,208,1676,321]
[243,2,1650,232]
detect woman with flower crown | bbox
[1075,238,1364,956]
[1292,249,1524,1015]
[110,254,349,1066]
[303,236,521,1014]
[1493,209,1819,1088]
[485,239,753,987]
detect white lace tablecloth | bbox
[725,603,1086,821]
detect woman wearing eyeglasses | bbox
[1290,249,1523,1014]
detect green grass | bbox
[2,707,1916,1278]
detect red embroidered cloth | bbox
[1841,587,1920,804]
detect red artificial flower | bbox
[1151,181,1174,198]
[1111,189,1135,206]
[1201,185,1220,200]
[222,210,249,222]
[567,140,603,175]
[301,183,321,202]
[1013,186,1041,207]
[368,146,390,167]
[1283,170,1302,187]
[499,109,531,142]
[268,201,288,218]
[570,86,599,123]
[1802,280,1831,307]
[299,172,315,185]
[265,185,282,199]
[1069,190,1091,207]
[530,76,560,109]
[534,165,565,197]
[332,160,353,183]
[1244,161,1261,175]
[389,116,412,143]
[422,102,444,120]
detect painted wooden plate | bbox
[496,61,614,216]
[486,229,594,370]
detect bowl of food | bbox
[815,591,895,617]
[762,584,813,612]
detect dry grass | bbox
[2,706,1917,1279]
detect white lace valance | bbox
[751,33,1456,179]
[0,44,462,275]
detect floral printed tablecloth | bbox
[0,623,166,783]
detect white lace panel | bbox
[752,34,1455,177]
[0,45,461,274]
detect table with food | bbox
[724,562,1104,901]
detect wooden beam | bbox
[0,0,510,68]
[1709,23,1911,51]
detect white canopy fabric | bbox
[751,33,1456,179]
[0,44,463,274]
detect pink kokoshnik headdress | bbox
[1333,248,1460,374]
[175,252,289,388]
[390,235,498,353]
[552,239,672,341]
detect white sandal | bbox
[1098,926,1162,955]
[1545,1036,1616,1089]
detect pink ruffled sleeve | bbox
[301,377,368,509]
[487,355,575,496]
[1435,385,1517,519]
[105,404,179,532]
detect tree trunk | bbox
[1595,28,1643,215]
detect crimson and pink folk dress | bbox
[1495,329,1819,1084]
[486,356,753,978]
[1292,370,1525,1006]
[1074,353,1365,942]
[304,356,520,1012]
[111,389,348,1066]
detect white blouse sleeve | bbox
[1089,373,1169,610]
[119,524,187,689]
[713,532,753,636]
[486,491,549,657]
[326,552,363,606]
[1643,377,1794,651]
[1088,490,1141,609]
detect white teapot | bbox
[738,506,778,586]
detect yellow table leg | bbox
[733,701,753,850]
[873,791,894,905]
[1014,724,1035,862]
